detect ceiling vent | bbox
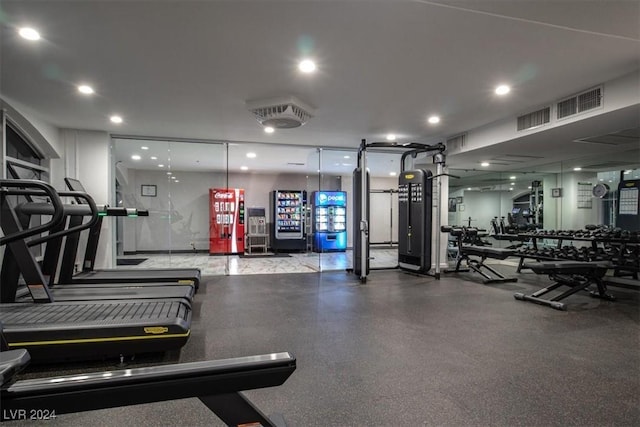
[517,107,550,131]
[246,96,315,129]
[445,133,467,153]
[557,86,602,120]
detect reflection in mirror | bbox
[448,163,560,235]
[448,143,639,241]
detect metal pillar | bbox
[433,153,446,280]
[359,141,369,283]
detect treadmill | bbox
[0,179,192,362]
[58,177,202,289]
[1,194,194,304]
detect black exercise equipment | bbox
[0,179,192,362]
[351,139,445,282]
[514,261,615,310]
[58,177,201,289]
[1,199,195,304]
[1,347,296,426]
[442,226,518,284]
[616,179,640,232]
[398,169,433,273]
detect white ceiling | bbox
[2,0,639,178]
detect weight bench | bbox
[442,226,518,284]
[514,261,615,310]
[1,348,296,426]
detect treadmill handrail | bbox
[6,351,295,395]
[2,350,295,425]
[0,180,65,246]
[16,191,100,247]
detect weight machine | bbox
[352,139,446,283]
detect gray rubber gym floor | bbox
[10,268,640,426]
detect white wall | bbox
[456,191,504,231]
[559,171,601,230]
[58,129,113,268]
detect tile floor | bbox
[119,247,401,275]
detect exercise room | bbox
[1,1,638,426]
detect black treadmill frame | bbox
[2,350,296,427]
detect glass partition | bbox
[112,138,227,275]
[316,148,355,272]
[113,136,640,277]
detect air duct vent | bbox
[557,86,603,120]
[246,96,315,128]
[446,133,467,152]
[557,98,577,119]
[578,87,602,112]
[517,107,550,131]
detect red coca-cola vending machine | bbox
[209,188,245,254]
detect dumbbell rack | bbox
[515,230,639,282]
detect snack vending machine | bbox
[270,190,306,252]
[312,191,347,252]
[209,188,245,254]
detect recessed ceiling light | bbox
[343,155,350,159]
[528,186,532,189]
[509,176,516,180]
[241,166,249,171]
[167,172,172,175]
[573,167,582,171]
[158,164,164,167]
[141,146,149,150]
[386,134,396,141]
[298,59,316,73]
[246,152,257,158]
[110,115,123,124]
[18,27,40,41]
[174,180,180,183]
[467,188,472,191]
[599,178,604,181]
[171,176,176,180]
[481,162,490,167]
[495,85,511,95]
[77,85,94,95]
[428,115,440,124]
[151,156,158,160]
[389,172,397,176]
[131,155,141,161]
[264,126,275,134]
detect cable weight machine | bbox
[351,139,447,283]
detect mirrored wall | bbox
[447,146,640,239]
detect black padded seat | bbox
[515,260,615,310]
[441,225,518,284]
[462,245,514,260]
[523,260,611,275]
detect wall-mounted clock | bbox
[592,183,610,198]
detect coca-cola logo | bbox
[214,193,234,199]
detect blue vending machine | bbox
[312,191,347,252]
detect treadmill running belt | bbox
[0,300,191,362]
[1,300,187,324]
